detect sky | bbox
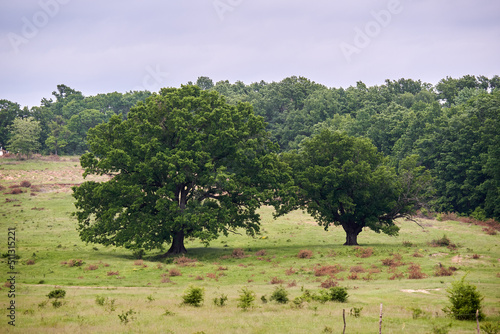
[1,0,499,108]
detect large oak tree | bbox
[73,85,291,255]
[281,130,432,245]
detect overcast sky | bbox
[1,0,499,108]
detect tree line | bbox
[1,75,499,227]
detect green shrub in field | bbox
[182,286,204,307]
[213,293,228,307]
[443,276,484,320]
[237,288,255,310]
[317,287,348,303]
[481,322,500,334]
[118,309,136,324]
[47,289,66,299]
[270,286,289,304]
[431,323,452,334]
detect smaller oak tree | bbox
[280,130,432,245]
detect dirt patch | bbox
[401,289,441,294]
[451,255,462,263]
[430,253,449,257]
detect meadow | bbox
[0,156,499,333]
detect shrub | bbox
[169,268,182,277]
[232,248,245,259]
[434,265,454,277]
[297,249,313,259]
[118,309,136,324]
[85,264,99,271]
[483,227,497,235]
[213,293,228,307]
[10,188,23,195]
[354,247,373,258]
[95,296,106,306]
[430,235,457,249]
[349,307,363,318]
[347,272,358,280]
[320,278,338,289]
[317,286,348,303]
[314,264,343,276]
[173,255,197,266]
[26,259,35,265]
[285,267,296,275]
[270,276,284,284]
[20,180,32,188]
[443,276,484,320]
[67,259,84,267]
[349,265,366,273]
[255,249,267,256]
[182,286,204,307]
[237,288,255,310]
[270,286,289,304]
[408,264,427,279]
[52,300,63,308]
[409,307,427,319]
[47,289,66,299]
[431,323,452,334]
[472,254,480,259]
[481,322,500,334]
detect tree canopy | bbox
[72,85,291,254]
[281,130,433,245]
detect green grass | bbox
[1,157,499,333]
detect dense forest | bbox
[1,75,499,221]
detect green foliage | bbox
[270,286,289,304]
[72,85,292,254]
[213,293,228,307]
[409,307,427,319]
[7,117,42,158]
[182,286,204,307]
[317,287,348,303]
[431,323,452,334]
[118,309,136,324]
[349,307,363,318]
[47,289,66,299]
[51,300,63,308]
[481,322,500,334]
[443,276,484,320]
[237,288,256,310]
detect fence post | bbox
[343,309,346,334]
[476,309,480,334]
[379,303,383,334]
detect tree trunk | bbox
[342,222,363,246]
[165,230,187,255]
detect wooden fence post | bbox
[379,303,383,334]
[476,309,480,334]
[343,309,346,334]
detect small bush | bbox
[95,296,106,306]
[430,235,457,249]
[47,289,66,299]
[431,323,452,334]
[435,265,454,277]
[349,265,366,273]
[20,180,32,188]
[118,309,136,324]
[182,286,204,307]
[483,227,497,235]
[85,264,99,271]
[472,253,480,259]
[354,247,373,258]
[232,248,245,259]
[317,286,348,303]
[480,322,500,334]
[297,249,313,259]
[237,288,256,310]
[173,255,197,266]
[52,300,63,308]
[443,276,484,320]
[314,264,343,276]
[213,293,228,307]
[270,276,284,284]
[67,259,84,267]
[255,249,267,256]
[26,259,35,265]
[270,286,289,304]
[169,268,182,277]
[10,188,23,195]
[408,264,427,279]
[320,278,338,289]
[349,307,363,318]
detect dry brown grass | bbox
[297,249,313,259]
[270,276,284,284]
[407,264,427,279]
[173,255,197,266]
[314,264,343,276]
[168,268,182,277]
[320,278,338,288]
[354,247,374,258]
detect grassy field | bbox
[0,156,499,333]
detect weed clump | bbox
[430,235,457,249]
[232,248,246,259]
[354,247,374,258]
[213,293,228,307]
[320,278,338,289]
[434,265,454,277]
[169,268,182,277]
[270,276,284,284]
[314,264,343,276]
[407,264,427,279]
[20,180,32,188]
